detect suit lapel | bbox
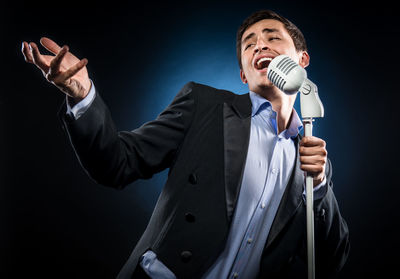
[223,93,252,222]
[264,135,305,249]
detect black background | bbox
[1,0,399,278]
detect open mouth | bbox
[254,57,273,71]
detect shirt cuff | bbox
[302,176,327,201]
[140,250,177,279]
[66,80,96,120]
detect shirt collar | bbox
[286,108,303,139]
[249,91,272,116]
[249,91,303,139]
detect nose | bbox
[254,38,269,53]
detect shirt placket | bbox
[229,135,282,279]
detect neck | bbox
[254,87,296,134]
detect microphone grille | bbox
[267,56,298,89]
[276,55,298,75]
[267,69,286,91]
[267,55,306,95]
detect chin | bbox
[257,80,274,89]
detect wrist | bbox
[69,80,91,105]
[313,175,325,187]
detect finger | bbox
[49,45,69,75]
[57,58,88,81]
[41,37,81,64]
[300,136,326,147]
[300,164,324,175]
[30,42,50,72]
[300,155,326,165]
[21,41,34,63]
[299,146,327,156]
[40,37,62,55]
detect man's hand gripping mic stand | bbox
[299,79,324,279]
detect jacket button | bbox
[185,212,196,223]
[181,250,192,263]
[188,173,197,184]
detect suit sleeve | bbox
[59,82,197,189]
[313,158,350,278]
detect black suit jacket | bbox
[60,82,349,279]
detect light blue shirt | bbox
[202,91,303,279]
[67,86,326,279]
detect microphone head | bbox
[267,55,307,95]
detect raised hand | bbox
[21,37,91,102]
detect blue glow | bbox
[124,26,250,201]
[120,10,350,206]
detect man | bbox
[22,9,349,279]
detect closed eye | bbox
[269,37,281,41]
[245,43,255,50]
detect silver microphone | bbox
[267,55,324,118]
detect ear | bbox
[240,69,248,84]
[298,51,310,68]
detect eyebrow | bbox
[242,28,280,45]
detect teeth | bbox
[257,57,273,66]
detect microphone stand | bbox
[303,117,315,279]
[299,79,324,279]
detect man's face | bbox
[240,19,309,92]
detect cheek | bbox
[242,57,254,74]
[284,50,301,64]
[241,56,250,67]
[242,50,254,64]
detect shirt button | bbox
[233,272,239,278]
[261,203,266,209]
[247,238,253,244]
[271,168,278,174]
[143,259,150,266]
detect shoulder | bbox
[182,81,242,104]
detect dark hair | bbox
[236,10,308,69]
